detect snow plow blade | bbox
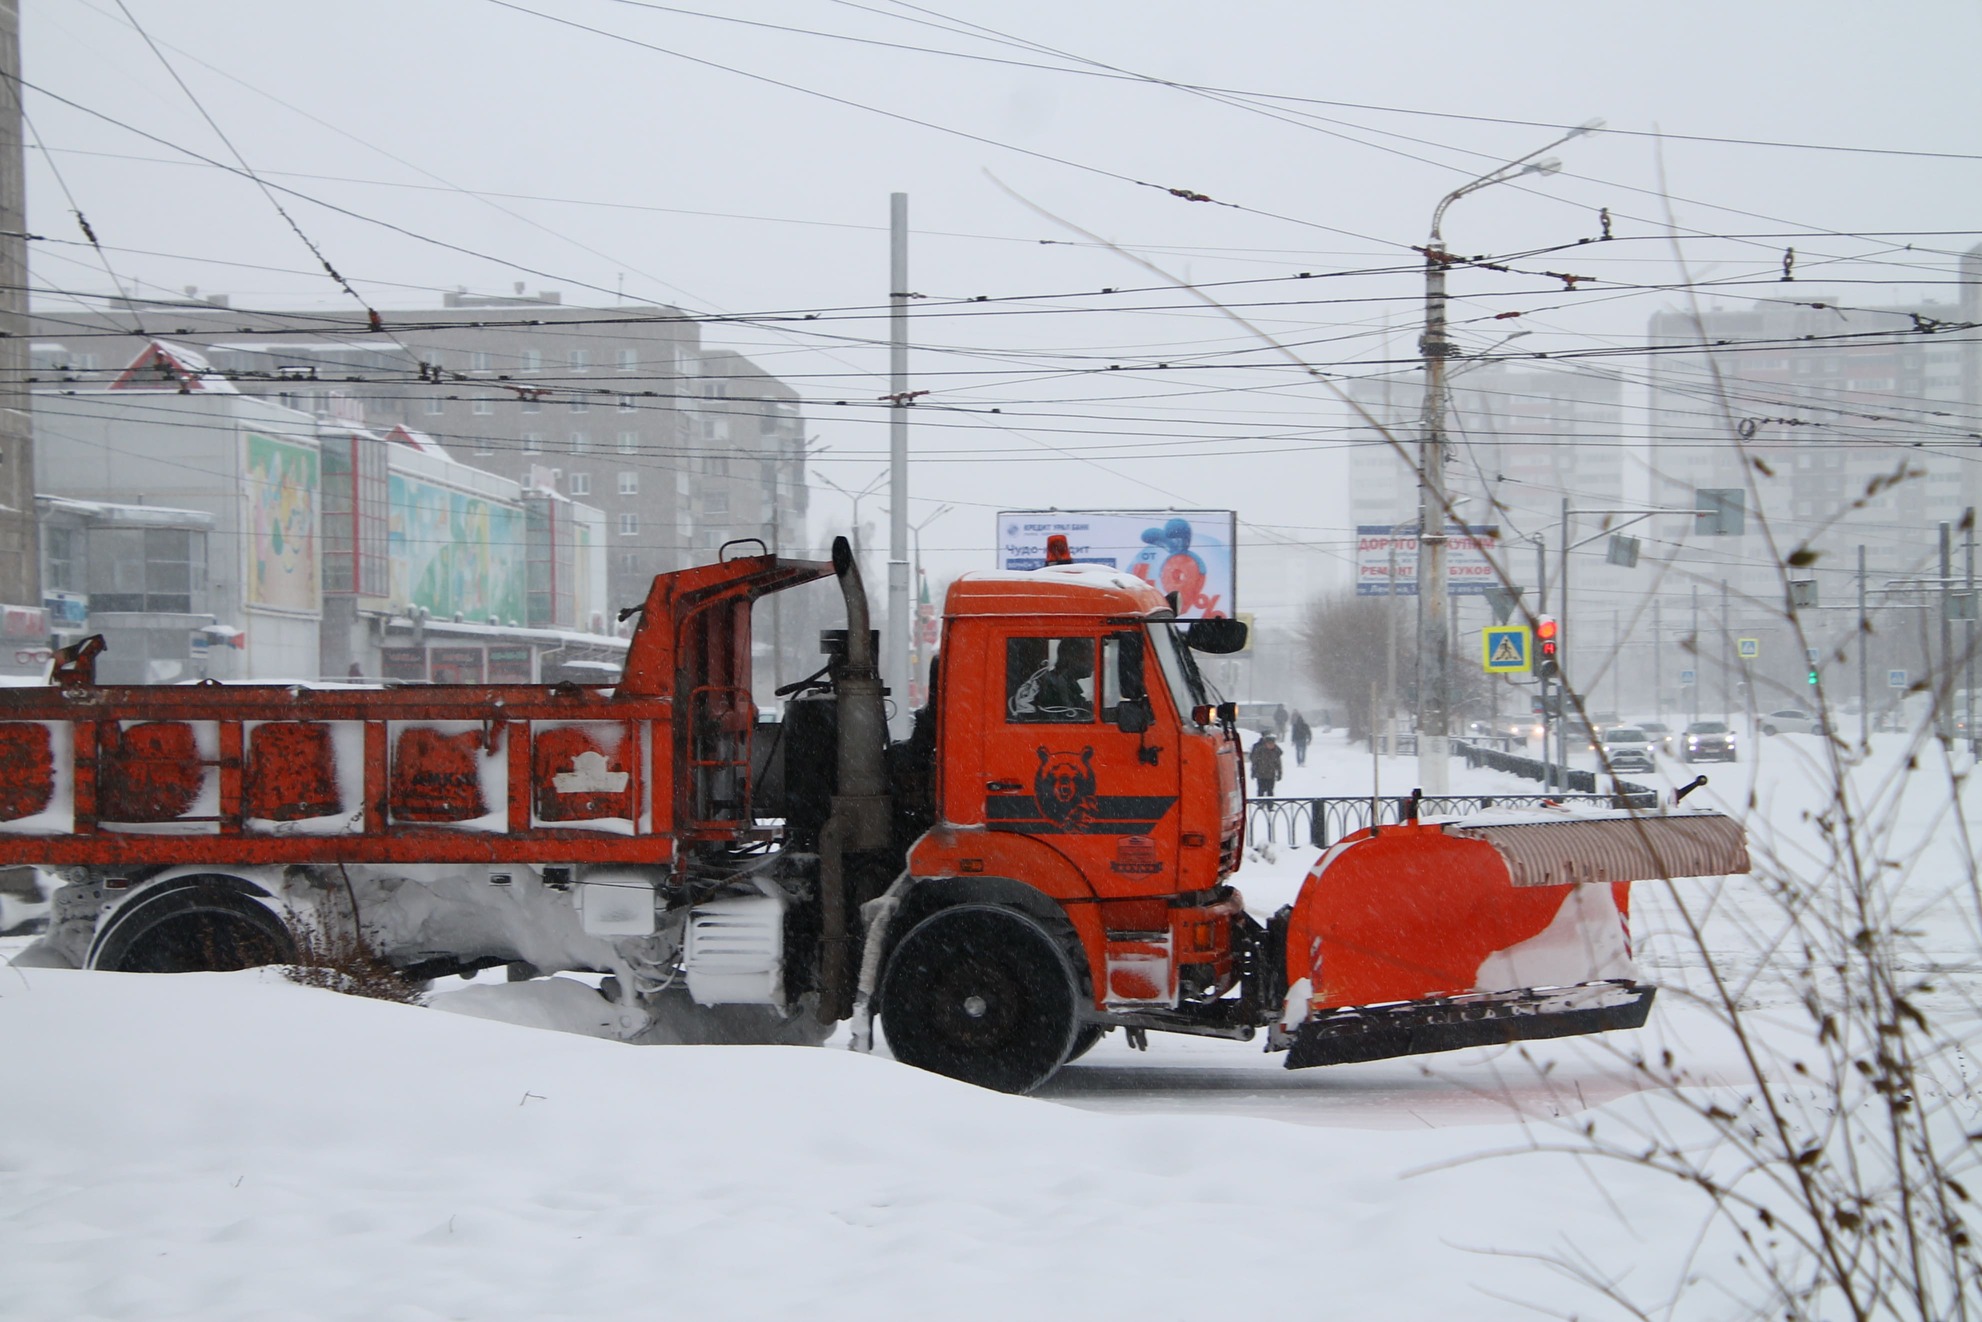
[1275,810,1746,1067]
[1284,979,1655,1069]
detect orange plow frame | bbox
[1275,811,1749,1068]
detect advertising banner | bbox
[997,510,1236,619]
[1355,524,1500,597]
[244,432,321,614]
[388,473,526,624]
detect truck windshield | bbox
[1147,622,1210,721]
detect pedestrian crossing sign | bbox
[1482,626,1531,673]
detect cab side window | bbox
[1007,636,1095,723]
[1100,631,1147,721]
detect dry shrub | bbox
[282,910,425,1005]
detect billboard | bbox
[1355,524,1500,597]
[388,472,526,624]
[998,510,1236,619]
[244,431,322,614]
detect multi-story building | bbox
[1643,294,1976,710]
[29,289,810,616]
[1347,363,1631,705]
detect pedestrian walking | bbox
[1251,733,1283,797]
[1289,711,1312,767]
[1272,703,1288,740]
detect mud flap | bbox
[1283,979,1655,1069]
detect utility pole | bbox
[1612,607,1621,715]
[1858,544,1869,749]
[1721,578,1732,723]
[1940,521,1954,740]
[1385,544,1399,753]
[1557,498,1570,785]
[1536,533,1552,790]
[1417,240,1453,792]
[1691,584,1700,724]
[887,194,911,736]
[0,0,36,613]
[1966,512,1976,754]
[1413,121,1598,796]
[1652,596,1663,716]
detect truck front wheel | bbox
[879,905,1079,1094]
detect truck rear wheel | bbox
[90,878,296,974]
[880,905,1078,1094]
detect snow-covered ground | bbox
[0,724,1974,1319]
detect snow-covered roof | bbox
[384,425,452,459]
[36,494,216,528]
[109,340,239,394]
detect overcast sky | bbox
[21,1,1982,604]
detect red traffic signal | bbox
[1536,616,1559,678]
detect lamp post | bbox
[1416,121,1600,795]
[904,502,953,706]
[816,467,886,574]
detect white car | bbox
[1597,725,1656,773]
[1759,708,1823,736]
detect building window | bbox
[569,349,590,372]
[617,430,638,453]
[618,512,640,536]
[523,432,544,453]
[89,527,205,614]
[570,431,591,453]
[472,397,493,415]
[473,436,495,455]
[618,395,636,413]
[522,349,542,372]
[617,349,637,373]
[617,471,639,496]
[470,350,493,373]
[45,526,80,593]
[522,396,541,413]
[425,396,446,416]
[704,488,728,515]
[570,472,591,496]
[569,396,590,414]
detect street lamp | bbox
[815,467,887,570]
[1416,119,1601,795]
[898,502,954,706]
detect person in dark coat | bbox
[1251,733,1284,797]
[1289,711,1312,766]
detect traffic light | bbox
[1808,666,1819,686]
[1535,616,1559,680]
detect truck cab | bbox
[877,561,1255,1089]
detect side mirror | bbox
[1115,695,1152,735]
[1184,618,1248,654]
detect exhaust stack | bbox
[816,536,892,1022]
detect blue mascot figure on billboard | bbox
[1132,517,1208,611]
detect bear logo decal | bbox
[1035,745,1099,830]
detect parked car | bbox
[1679,720,1737,762]
[1759,707,1823,736]
[1597,725,1656,773]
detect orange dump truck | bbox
[5,537,1746,1091]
